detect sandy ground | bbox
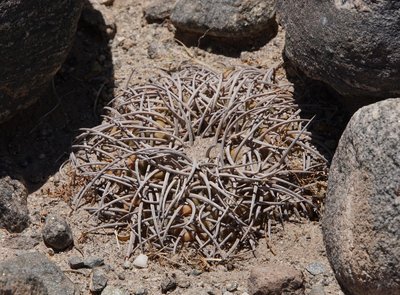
[0,1,347,294]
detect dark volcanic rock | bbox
[323,98,400,295]
[0,0,83,123]
[42,215,74,251]
[0,176,29,232]
[171,0,276,39]
[0,252,76,295]
[278,0,400,108]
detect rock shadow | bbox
[174,21,278,58]
[282,56,350,165]
[0,0,114,192]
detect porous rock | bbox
[248,264,304,294]
[323,98,400,295]
[278,0,400,108]
[171,0,276,39]
[42,215,74,251]
[90,268,108,293]
[0,252,76,295]
[0,176,29,232]
[0,0,83,123]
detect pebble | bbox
[42,215,73,251]
[123,260,131,270]
[309,285,326,295]
[68,256,85,269]
[306,262,325,276]
[90,268,108,293]
[161,274,177,294]
[102,286,128,295]
[178,280,191,288]
[134,287,148,295]
[133,254,148,269]
[84,256,104,268]
[226,282,238,292]
[99,0,114,6]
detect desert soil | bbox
[0,0,346,294]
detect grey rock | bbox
[0,252,76,295]
[83,256,104,268]
[323,98,400,295]
[0,0,83,123]
[102,286,128,295]
[226,282,238,292]
[171,0,276,39]
[144,0,176,23]
[134,288,148,295]
[309,285,326,295]
[90,268,108,293]
[42,215,74,251]
[248,264,304,295]
[306,262,325,276]
[161,274,177,294]
[278,0,400,109]
[0,176,29,233]
[68,256,85,269]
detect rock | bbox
[278,0,400,109]
[248,264,304,295]
[102,286,128,295]
[0,252,76,294]
[133,254,148,269]
[322,98,400,295]
[0,0,83,123]
[0,176,30,233]
[306,262,325,276]
[144,0,176,23]
[5,231,40,250]
[42,215,74,251]
[226,282,238,292]
[309,285,326,295]
[68,256,85,269]
[171,0,276,39]
[83,256,104,268]
[161,274,177,294]
[90,268,108,293]
[134,288,148,295]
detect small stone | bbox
[133,254,148,269]
[226,282,238,292]
[123,260,131,269]
[68,256,84,269]
[134,287,148,295]
[309,285,326,295]
[90,268,108,293]
[117,273,126,280]
[306,262,325,276]
[248,264,304,295]
[84,256,104,268]
[178,280,191,288]
[42,215,73,251]
[102,286,128,295]
[143,0,175,23]
[161,274,177,294]
[191,269,203,276]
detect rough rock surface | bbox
[0,252,76,294]
[171,0,276,39]
[248,264,304,294]
[42,215,74,251]
[0,0,83,123]
[278,0,400,106]
[143,0,176,23]
[323,98,400,295]
[0,176,29,232]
